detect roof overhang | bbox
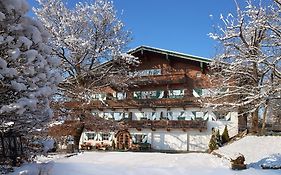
[128,46,211,64]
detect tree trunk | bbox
[261,101,269,135]
[251,109,259,133]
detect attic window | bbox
[196,72,202,78]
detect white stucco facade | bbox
[80,108,239,152]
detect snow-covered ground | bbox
[215,136,281,166]
[10,151,280,175]
[9,136,281,175]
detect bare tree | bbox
[34,0,138,102]
[206,0,281,133]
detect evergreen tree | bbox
[215,129,222,146]
[208,133,218,152]
[221,125,230,144]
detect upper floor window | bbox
[190,111,208,120]
[192,88,211,97]
[167,111,188,120]
[193,88,229,97]
[168,89,185,98]
[112,112,123,120]
[196,72,202,78]
[90,93,107,100]
[140,112,156,120]
[193,89,202,97]
[103,112,114,120]
[133,90,164,99]
[113,92,126,100]
[130,69,161,77]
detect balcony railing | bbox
[128,73,187,86]
[124,120,207,131]
[57,97,201,110]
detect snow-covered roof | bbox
[128,45,212,63]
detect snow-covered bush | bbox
[0,0,60,140]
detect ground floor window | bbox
[212,111,229,121]
[84,132,113,141]
[85,132,96,140]
[101,133,110,140]
[132,134,148,144]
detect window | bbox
[159,111,168,120]
[191,111,207,120]
[103,112,113,120]
[140,112,156,120]
[90,93,106,100]
[85,133,96,140]
[114,92,126,100]
[193,88,203,97]
[113,112,123,120]
[133,91,164,99]
[167,111,187,120]
[168,89,185,98]
[132,134,148,144]
[213,111,228,121]
[137,69,161,76]
[101,133,110,140]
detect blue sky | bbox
[27,0,239,58]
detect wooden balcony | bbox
[56,97,201,110]
[128,73,187,86]
[125,120,207,131]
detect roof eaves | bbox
[128,46,211,63]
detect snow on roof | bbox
[128,45,212,63]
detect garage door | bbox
[151,132,188,151]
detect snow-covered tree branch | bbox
[0,0,60,133]
[206,0,281,133]
[34,0,138,102]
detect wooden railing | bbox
[55,97,201,110]
[125,120,207,131]
[127,73,187,86]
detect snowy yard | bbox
[10,136,281,175]
[11,151,281,175]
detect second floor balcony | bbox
[57,97,201,110]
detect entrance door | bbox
[116,130,131,150]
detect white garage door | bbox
[151,132,188,151]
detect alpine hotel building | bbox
[77,46,239,152]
